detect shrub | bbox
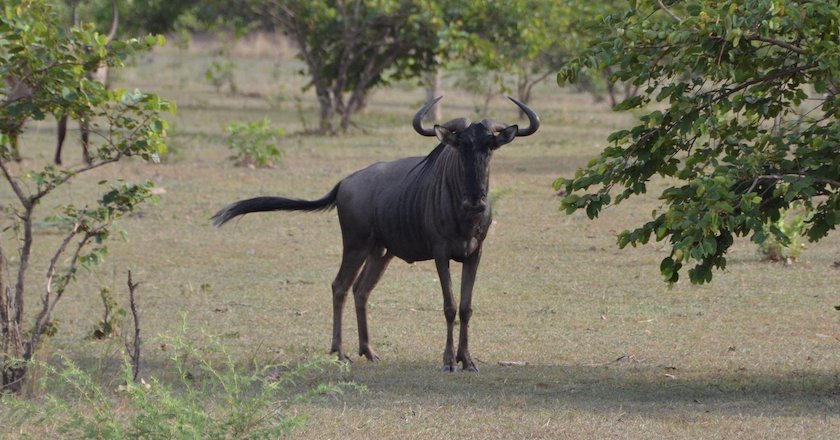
[2,325,361,438]
[205,59,237,94]
[226,118,286,168]
[758,204,809,264]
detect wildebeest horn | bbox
[413,96,443,137]
[508,97,540,137]
[105,0,119,44]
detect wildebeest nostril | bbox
[462,198,487,213]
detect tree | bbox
[556,0,839,284]
[440,0,568,113]
[1,0,171,393]
[438,0,637,114]
[257,0,440,132]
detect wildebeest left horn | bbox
[508,97,540,137]
[413,96,443,137]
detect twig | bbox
[745,174,840,195]
[126,270,141,382]
[656,0,683,22]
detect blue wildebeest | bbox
[55,0,119,165]
[212,97,539,371]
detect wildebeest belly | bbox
[378,234,434,263]
[379,231,482,264]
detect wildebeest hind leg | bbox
[330,247,367,362]
[80,117,91,165]
[55,115,68,165]
[352,246,393,361]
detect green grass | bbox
[2,38,839,438]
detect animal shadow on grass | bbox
[331,361,840,417]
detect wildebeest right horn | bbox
[413,96,443,137]
[508,97,540,137]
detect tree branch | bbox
[0,160,30,209]
[719,63,818,99]
[28,218,85,357]
[126,270,141,382]
[656,0,683,22]
[745,34,806,55]
[745,174,840,195]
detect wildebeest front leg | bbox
[55,115,91,165]
[457,247,482,372]
[11,135,22,162]
[435,256,457,371]
[330,247,367,362]
[352,247,393,361]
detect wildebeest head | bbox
[413,97,540,213]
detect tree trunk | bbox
[424,68,442,122]
[0,245,27,394]
[316,87,334,133]
[339,88,365,131]
[517,73,530,120]
[1,360,26,394]
[351,92,368,114]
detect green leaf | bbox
[614,95,644,111]
[607,130,630,143]
[686,3,703,16]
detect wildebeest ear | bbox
[435,125,458,146]
[493,125,518,149]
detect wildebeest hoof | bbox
[359,347,380,361]
[461,363,479,373]
[441,363,458,372]
[332,351,353,364]
[458,354,478,372]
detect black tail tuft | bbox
[211,184,339,227]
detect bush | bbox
[758,204,809,264]
[226,118,286,168]
[205,59,237,94]
[2,325,361,438]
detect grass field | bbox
[2,37,838,438]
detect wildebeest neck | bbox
[412,143,491,232]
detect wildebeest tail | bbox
[211,184,340,227]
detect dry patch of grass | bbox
[2,41,838,438]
